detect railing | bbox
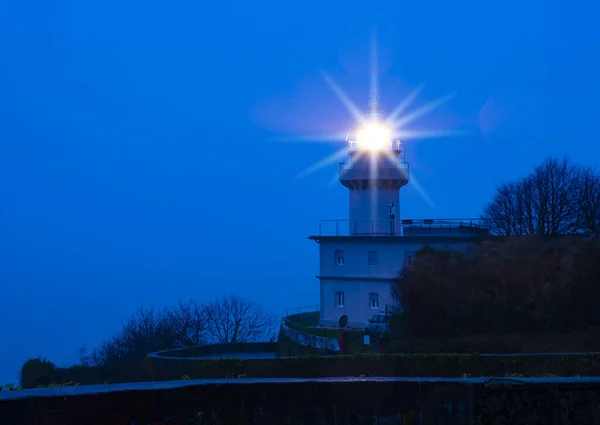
[282,304,320,319]
[317,218,492,237]
[348,140,403,152]
[339,161,410,171]
[280,323,340,352]
[280,304,340,352]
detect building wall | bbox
[316,237,475,327]
[319,278,395,328]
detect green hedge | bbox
[21,353,600,388]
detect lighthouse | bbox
[309,95,490,329]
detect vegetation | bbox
[391,156,600,340]
[392,235,600,337]
[1,383,22,391]
[17,353,600,388]
[483,156,600,236]
[21,294,277,388]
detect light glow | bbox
[279,36,457,211]
[354,120,392,152]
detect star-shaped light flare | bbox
[282,37,460,208]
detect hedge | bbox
[21,353,600,388]
[385,328,600,354]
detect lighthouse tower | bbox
[339,95,409,236]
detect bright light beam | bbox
[328,150,366,186]
[392,129,470,141]
[393,93,456,129]
[409,173,436,208]
[385,84,424,124]
[296,148,349,179]
[381,150,434,208]
[269,133,349,144]
[370,31,378,114]
[370,152,379,219]
[321,71,365,123]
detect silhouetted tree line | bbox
[393,156,600,337]
[483,156,600,236]
[21,295,277,387]
[393,236,600,336]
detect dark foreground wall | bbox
[2,376,600,425]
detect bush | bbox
[19,352,600,388]
[20,357,57,389]
[392,236,600,337]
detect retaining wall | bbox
[2,376,600,424]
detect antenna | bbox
[369,93,379,116]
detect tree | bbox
[483,157,578,236]
[573,165,600,237]
[78,295,276,368]
[86,306,179,367]
[205,294,276,343]
[20,358,57,388]
[168,299,210,347]
[391,236,600,337]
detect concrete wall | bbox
[4,376,600,425]
[317,237,475,327]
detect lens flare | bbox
[278,38,458,209]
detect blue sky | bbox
[1,0,599,383]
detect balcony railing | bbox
[339,161,410,171]
[317,219,491,237]
[348,140,403,152]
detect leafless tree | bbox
[82,295,275,367]
[87,306,179,367]
[530,157,577,234]
[168,299,210,347]
[573,165,600,237]
[205,294,276,343]
[483,156,579,235]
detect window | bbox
[335,291,345,307]
[369,293,379,309]
[335,250,344,266]
[404,251,415,266]
[368,250,378,267]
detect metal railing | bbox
[339,161,410,171]
[348,140,403,152]
[282,304,320,320]
[280,305,340,352]
[280,323,340,352]
[317,218,492,237]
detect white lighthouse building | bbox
[309,97,489,328]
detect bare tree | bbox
[82,296,275,367]
[205,294,276,343]
[530,157,577,234]
[87,306,179,367]
[483,156,578,235]
[483,182,525,236]
[573,165,600,237]
[168,299,209,347]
